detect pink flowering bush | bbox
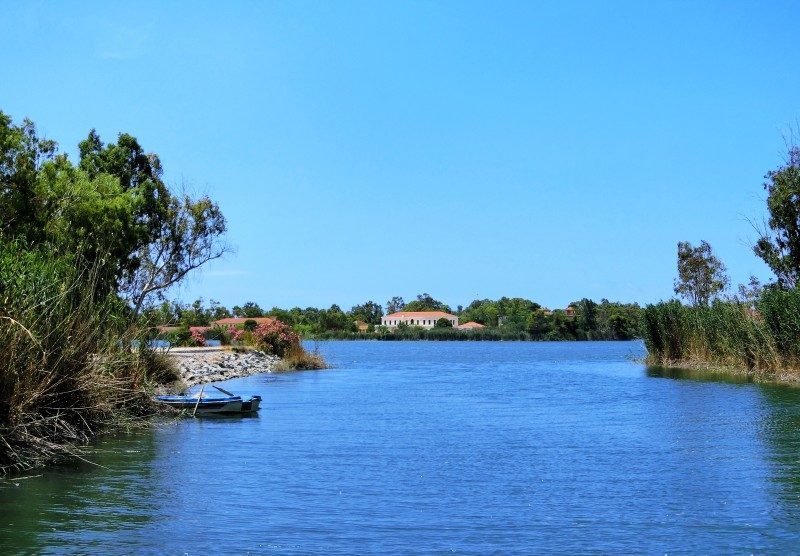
[252,319,300,357]
[190,328,206,347]
[227,325,244,344]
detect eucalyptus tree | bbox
[674,240,729,306]
[754,146,800,288]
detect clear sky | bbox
[2,1,798,312]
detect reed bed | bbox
[0,243,173,475]
[641,288,800,378]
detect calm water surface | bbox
[2,341,800,554]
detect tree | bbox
[319,304,354,331]
[233,301,264,318]
[434,317,453,328]
[403,293,451,313]
[126,192,227,316]
[1,113,225,311]
[460,299,500,326]
[0,113,57,242]
[208,299,231,321]
[386,296,405,314]
[674,240,729,306]
[350,301,383,325]
[754,146,800,288]
[575,298,598,337]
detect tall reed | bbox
[0,241,170,475]
[642,293,791,375]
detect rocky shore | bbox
[167,347,281,387]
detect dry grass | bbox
[0,249,168,476]
[273,344,329,372]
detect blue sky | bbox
[2,1,798,311]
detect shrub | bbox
[273,344,329,371]
[252,319,300,357]
[227,325,244,344]
[190,328,206,347]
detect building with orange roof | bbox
[457,321,485,330]
[381,311,458,329]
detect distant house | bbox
[213,317,275,327]
[381,311,458,329]
[457,321,485,330]
[564,306,577,318]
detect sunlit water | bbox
[3,341,800,554]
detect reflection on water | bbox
[646,365,757,384]
[3,341,800,553]
[1,432,160,554]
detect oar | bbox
[192,384,206,417]
[211,384,235,397]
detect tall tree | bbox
[78,130,229,315]
[0,113,56,241]
[674,240,729,306]
[403,293,451,313]
[754,146,800,288]
[386,296,405,314]
[125,192,227,316]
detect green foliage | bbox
[435,317,453,328]
[0,111,227,315]
[754,146,800,287]
[233,301,264,318]
[386,296,405,314]
[674,240,729,306]
[350,301,383,325]
[403,293,451,313]
[641,299,784,373]
[0,110,231,472]
[143,296,642,342]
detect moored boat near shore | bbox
[155,392,262,415]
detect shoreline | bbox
[166,347,281,387]
[646,357,800,387]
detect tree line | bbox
[146,292,643,341]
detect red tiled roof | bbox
[213,317,275,326]
[458,321,485,329]
[384,311,457,319]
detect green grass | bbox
[640,291,800,378]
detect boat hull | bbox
[155,394,261,415]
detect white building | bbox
[381,311,458,329]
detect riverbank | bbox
[167,347,281,387]
[646,357,800,387]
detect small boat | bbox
[155,385,262,416]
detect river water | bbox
[2,340,800,554]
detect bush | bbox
[273,344,329,371]
[252,319,301,357]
